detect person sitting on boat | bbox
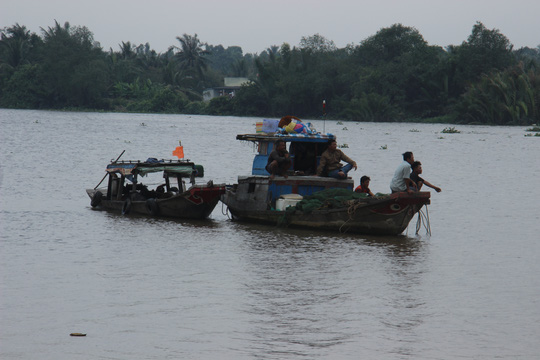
[410,161,442,192]
[390,151,417,194]
[266,139,292,179]
[316,139,357,179]
[355,175,375,196]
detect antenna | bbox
[322,99,326,134]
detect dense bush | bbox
[1,21,539,124]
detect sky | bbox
[2,0,539,54]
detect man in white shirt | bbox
[390,151,417,193]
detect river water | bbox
[1,109,539,359]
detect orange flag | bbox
[173,146,184,159]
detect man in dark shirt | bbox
[266,139,291,179]
[410,161,441,192]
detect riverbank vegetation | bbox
[1,21,539,125]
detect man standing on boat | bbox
[316,139,357,179]
[390,151,417,194]
[266,139,292,179]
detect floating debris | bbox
[441,127,460,134]
[70,333,86,337]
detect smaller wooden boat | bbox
[87,158,225,219]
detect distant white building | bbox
[203,77,251,101]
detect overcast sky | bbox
[3,0,539,54]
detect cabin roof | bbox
[236,133,335,143]
[106,159,196,176]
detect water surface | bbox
[1,110,539,359]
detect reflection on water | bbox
[1,110,539,359]
[230,223,430,358]
[98,208,225,230]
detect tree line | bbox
[1,21,539,125]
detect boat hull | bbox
[87,185,225,219]
[223,189,430,235]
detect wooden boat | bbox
[221,131,431,235]
[87,158,225,219]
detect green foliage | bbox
[299,34,337,53]
[455,63,540,125]
[355,24,428,65]
[338,92,401,122]
[349,24,449,119]
[0,64,47,108]
[36,21,109,108]
[171,33,210,92]
[204,45,251,76]
[117,82,187,113]
[206,95,234,115]
[447,22,514,97]
[233,83,269,116]
[0,24,41,69]
[184,101,207,114]
[147,87,187,113]
[0,20,538,126]
[441,127,460,133]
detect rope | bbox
[222,201,231,219]
[341,200,365,233]
[415,205,432,235]
[347,201,360,217]
[339,218,351,233]
[424,205,432,235]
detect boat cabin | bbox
[104,159,204,202]
[237,133,337,176]
[234,133,354,205]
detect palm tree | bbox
[119,41,135,59]
[173,33,210,78]
[0,23,35,69]
[40,20,71,42]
